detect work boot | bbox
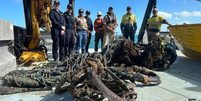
[54,58,58,63]
[65,56,69,61]
[59,58,65,62]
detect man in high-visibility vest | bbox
[146,8,172,41]
[121,6,137,42]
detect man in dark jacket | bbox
[49,0,66,62]
[85,10,93,53]
[64,4,75,57]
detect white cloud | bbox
[176,21,190,25]
[174,17,180,20]
[174,11,201,17]
[158,11,172,19]
[183,0,186,3]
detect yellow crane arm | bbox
[23,0,52,50]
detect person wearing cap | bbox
[94,11,105,52]
[74,9,88,54]
[49,0,66,62]
[103,6,118,48]
[85,10,93,53]
[146,8,172,41]
[121,6,137,42]
[64,4,75,57]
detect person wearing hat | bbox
[146,8,172,41]
[94,11,105,52]
[49,0,66,62]
[103,6,118,48]
[64,4,75,57]
[120,6,137,42]
[74,9,88,54]
[85,10,93,53]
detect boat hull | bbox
[169,24,201,60]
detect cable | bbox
[132,0,139,33]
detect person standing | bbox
[49,0,66,62]
[85,10,93,53]
[103,6,118,48]
[120,6,137,42]
[146,8,172,41]
[94,11,104,52]
[74,9,88,54]
[64,4,75,57]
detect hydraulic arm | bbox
[23,0,52,49]
[19,0,75,63]
[19,0,52,63]
[138,0,157,43]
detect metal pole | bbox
[69,0,75,18]
[137,0,157,43]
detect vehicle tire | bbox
[164,45,177,66]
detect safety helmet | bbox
[97,11,102,16]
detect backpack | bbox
[106,13,116,24]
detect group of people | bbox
[49,0,172,62]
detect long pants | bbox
[51,32,65,60]
[103,31,115,48]
[65,29,75,57]
[148,31,160,42]
[76,30,87,54]
[95,32,104,51]
[85,33,91,53]
[123,29,135,42]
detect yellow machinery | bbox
[19,0,53,63]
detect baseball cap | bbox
[54,0,60,5]
[108,6,113,11]
[86,10,90,14]
[67,4,73,9]
[127,6,131,10]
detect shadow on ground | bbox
[164,54,201,93]
[40,92,73,101]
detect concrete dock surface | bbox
[0,50,201,101]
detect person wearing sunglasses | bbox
[120,6,137,42]
[85,10,93,53]
[103,6,118,49]
[146,8,172,41]
[49,0,66,62]
[74,9,88,54]
[64,4,75,57]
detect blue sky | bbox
[0,0,201,35]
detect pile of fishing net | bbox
[1,37,177,100]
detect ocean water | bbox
[88,34,138,49]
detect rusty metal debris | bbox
[102,37,177,70]
[2,37,177,100]
[55,52,160,101]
